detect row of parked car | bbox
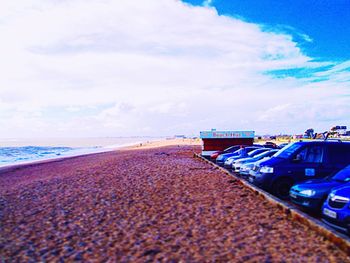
[211,140,350,235]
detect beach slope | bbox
[0,143,349,261]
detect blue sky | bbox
[184,0,350,62]
[0,0,349,138]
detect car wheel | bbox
[272,178,293,200]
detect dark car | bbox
[216,146,260,166]
[248,140,350,199]
[210,145,247,161]
[263,142,279,149]
[322,184,350,234]
[290,164,350,212]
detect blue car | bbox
[216,146,260,166]
[290,164,350,212]
[322,184,350,234]
[248,140,350,199]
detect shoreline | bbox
[0,138,201,173]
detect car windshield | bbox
[332,165,350,182]
[224,146,239,152]
[247,148,267,157]
[253,150,277,159]
[230,149,242,156]
[273,142,303,159]
[247,149,258,156]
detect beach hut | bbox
[200,129,255,158]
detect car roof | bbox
[294,140,350,145]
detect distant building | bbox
[330,126,347,136]
[200,129,255,158]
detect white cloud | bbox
[203,0,214,7]
[0,0,349,138]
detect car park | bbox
[222,147,263,169]
[216,146,260,166]
[322,184,350,234]
[210,145,247,161]
[290,164,350,212]
[248,140,350,199]
[232,149,278,173]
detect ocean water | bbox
[0,137,163,167]
[0,146,77,167]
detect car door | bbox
[324,144,350,175]
[297,145,325,180]
[281,145,324,183]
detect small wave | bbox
[0,146,74,167]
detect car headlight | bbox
[300,189,316,197]
[260,166,274,173]
[330,194,350,203]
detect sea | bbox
[0,137,164,168]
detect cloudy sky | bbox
[0,0,349,138]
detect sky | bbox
[0,0,349,138]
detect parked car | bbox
[222,147,263,169]
[248,140,350,199]
[290,164,350,212]
[210,145,247,161]
[322,184,350,234]
[263,142,279,149]
[240,157,272,178]
[216,146,260,166]
[232,149,278,173]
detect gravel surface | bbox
[0,145,349,262]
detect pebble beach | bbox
[0,140,349,262]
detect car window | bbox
[233,149,243,155]
[327,144,350,164]
[247,148,266,157]
[224,146,239,152]
[274,142,302,159]
[298,146,324,163]
[252,150,275,159]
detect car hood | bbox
[331,184,350,197]
[292,179,342,196]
